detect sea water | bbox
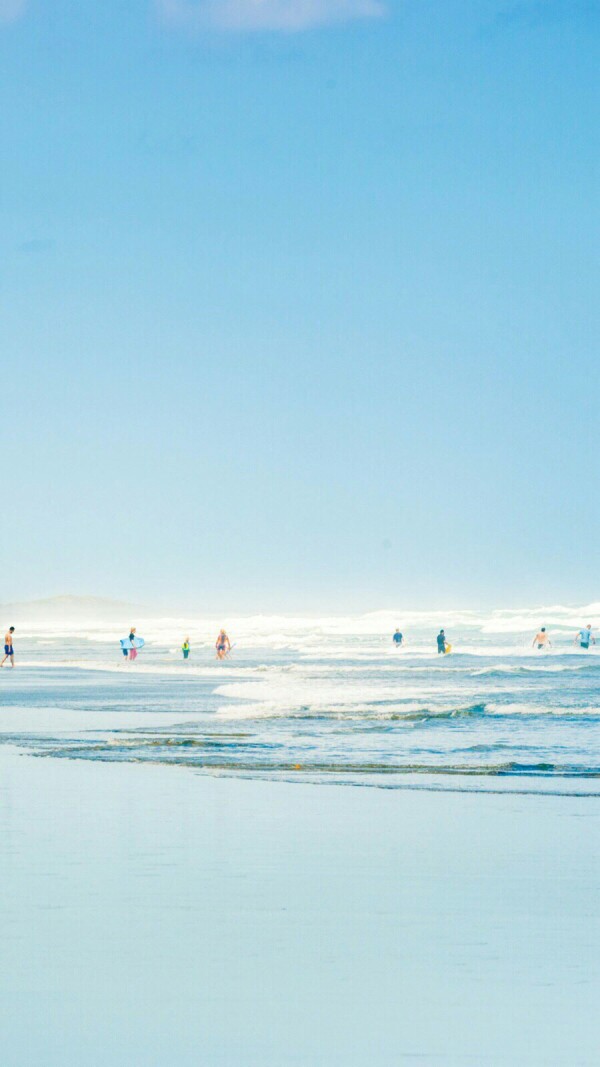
[2,606,600,1065]
[3,604,600,794]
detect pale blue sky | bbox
[1,0,598,610]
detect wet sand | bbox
[1,743,599,1066]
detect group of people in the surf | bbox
[119,628,232,662]
[392,628,451,653]
[0,623,596,670]
[390,625,597,655]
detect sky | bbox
[0,0,598,612]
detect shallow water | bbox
[2,607,600,793]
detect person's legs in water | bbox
[129,647,138,661]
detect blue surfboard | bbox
[120,637,145,650]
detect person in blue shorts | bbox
[436,629,447,654]
[1,626,15,668]
[393,629,403,647]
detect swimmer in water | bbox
[575,624,595,650]
[216,629,231,660]
[532,627,551,650]
[393,629,403,647]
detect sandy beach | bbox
[2,738,599,1066]
[5,0,597,1057]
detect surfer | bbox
[182,637,190,660]
[393,629,403,647]
[436,629,447,654]
[129,627,138,661]
[532,627,551,650]
[1,626,15,668]
[216,629,231,660]
[575,624,595,650]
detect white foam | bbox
[11,601,600,647]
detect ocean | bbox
[3,604,600,1065]
[3,603,600,795]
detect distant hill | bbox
[0,596,149,626]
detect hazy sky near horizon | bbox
[1,0,598,611]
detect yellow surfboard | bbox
[444,643,453,654]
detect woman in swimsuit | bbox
[215,629,231,660]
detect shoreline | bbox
[2,696,600,799]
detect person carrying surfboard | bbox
[120,630,145,660]
[215,629,231,660]
[182,637,190,660]
[436,629,447,655]
[129,627,139,661]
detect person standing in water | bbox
[436,629,447,654]
[129,627,138,661]
[182,637,190,660]
[1,626,15,668]
[215,629,231,660]
[532,627,551,650]
[575,624,595,650]
[393,629,403,647]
